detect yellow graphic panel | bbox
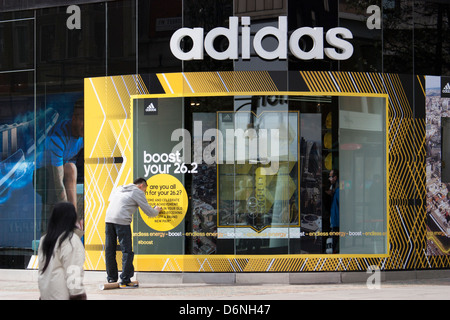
[84,75,148,270]
[84,72,450,272]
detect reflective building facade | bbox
[1,0,450,272]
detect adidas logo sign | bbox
[145,103,157,112]
[443,83,450,94]
[144,101,158,115]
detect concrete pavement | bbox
[0,269,449,300]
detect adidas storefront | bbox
[1,0,450,278]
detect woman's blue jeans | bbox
[105,223,134,283]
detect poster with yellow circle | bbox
[139,174,188,232]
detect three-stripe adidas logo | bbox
[145,103,157,112]
[443,83,450,94]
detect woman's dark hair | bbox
[40,202,78,274]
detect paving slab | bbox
[0,270,449,300]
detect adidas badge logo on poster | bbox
[146,103,157,112]
[145,101,158,115]
[443,83,450,94]
[442,78,450,97]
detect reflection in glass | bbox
[339,96,387,254]
[192,94,388,255]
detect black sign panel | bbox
[144,98,158,115]
[442,77,450,98]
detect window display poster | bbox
[0,95,36,249]
[133,97,188,254]
[426,75,450,256]
[0,93,83,249]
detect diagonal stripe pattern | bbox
[84,71,450,272]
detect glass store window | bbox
[338,96,387,254]
[0,16,34,72]
[216,97,296,254]
[138,0,182,74]
[132,92,388,256]
[107,0,136,75]
[0,13,36,268]
[34,1,137,248]
[213,94,387,255]
[212,94,387,255]
[34,3,107,246]
[0,1,140,268]
[0,71,36,268]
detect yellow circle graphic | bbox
[324,153,332,170]
[324,132,332,149]
[139,174,188,232]
[325,112,332,129]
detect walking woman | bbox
[38,202,86,300]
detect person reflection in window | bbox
[329,169,339,253]
[35,98,84,234]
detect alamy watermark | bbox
[66,5,81,30]
[142,121,282,177]
[66,265,84,290]
[366,265,381,289]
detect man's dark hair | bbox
[133,177,147,185]
[332,169,339,178]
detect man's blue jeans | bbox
[105,223,134,283]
